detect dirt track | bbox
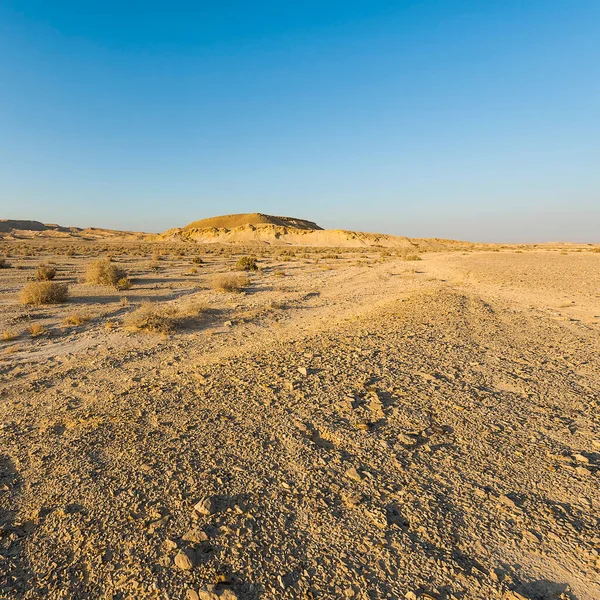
[1,250,599,599]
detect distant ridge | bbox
[0,219,79,233]
[183,213,322,231]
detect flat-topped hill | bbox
[182,213,323,231]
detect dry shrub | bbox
[116,277,132,291]
[235,256,258,271]
[3,330,18,341]
[29,323,48,337]
[211,273,250,292]
[36,264,57,281]
[20,281,69,305]
[0,258,10,269]
[403,254,422,261]
[124,300,206,334]
[63,313,90,326]
[85,260,128,288]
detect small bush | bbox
[0,258,10,269]
[85,260,128,288]
[404,255,422,261]
[36,264,57,281]
[124,300,205,334]
[29,323,48,337]
[211,273,250,292]
[62,313,90,326]
[235,256,258,271]
[116,277,132,291]
[193,256,203,265]
[20,282,69,305]
[2,330,18,341]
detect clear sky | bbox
[1,1,599,242]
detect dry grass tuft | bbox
[29,323,48,337]
[403,254,422,261]
[62,313,91,326]
[20,281,69,305]
[0,257,10,269]
[36,264,57,281]
[124,300,206,334]
[235,255,258,271]
[3,330,19,341]
[211,273,250,292]
[85,260,129,288]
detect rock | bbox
[297,366,308,377]
[163,538,178,551]
[194,496,216,515]
[405,593,417,600]
[573,453,588,463]
[187,591,200,600]
[183,527,209,543]
[345,467,362,482]
[221,590,238,600]
[575,466,591,476]
[498,494,516,508]
[174,548,196,570]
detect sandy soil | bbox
[0,244,599,600]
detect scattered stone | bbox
[174,548,196,570]
[194,496,216,516]
[297,366,308,377]
[345,467,362,482]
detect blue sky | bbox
[1,1,598,241]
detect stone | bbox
[174,548,196,570]
[187,591,200,600]
[345,467,362,482]
[194,497,216,515]
[297,366,308,377]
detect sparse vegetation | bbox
[124,300,206,333]
[211,273,250,292]
[116,277,132,291]
[235,255,258,271]
[0,257,10,269]
[20,281,69,305]
[85,260,130,288]
[3,330,18,341]
[403,255,422,261]
[36,264,57,281]
[62,313,91,326]
[28,323,48,337]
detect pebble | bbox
[345,467,362,482]
[174,548,196,570]
[194,497,216,515]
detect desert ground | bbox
[1,240,599,599]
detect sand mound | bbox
[182,213,322,231]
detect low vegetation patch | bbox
[36,264,57,281]
[62,313,91,326]
[0,258,10,269]
[2,330,18,342]
[211,273,250,292]
[403,254,422,261]
[124,300,206,334]
[85,259,130,288]
[28,323,48,337]
[20,281,69,305]
[235,255,258,271]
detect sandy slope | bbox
[1,251,599,600]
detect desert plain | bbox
[0,219,599,600]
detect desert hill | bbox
[0,219,80,234]
[164,213,472,249]
[183,212,322,231]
